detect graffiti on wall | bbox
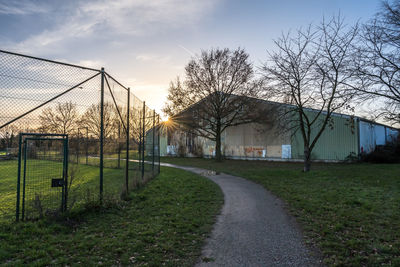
[244,146,265,157]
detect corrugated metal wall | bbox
[359,120,385,154]
[161,103,399,160]
[222,122,290,158]
[291,112,359,160]
[359,120,399,154]
[165,121,291,159]
[387,127,399,143]
[160,134,167,156]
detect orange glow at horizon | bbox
[160,115,179,135]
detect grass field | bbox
[161,157,400,266]
[0,154,161,223]
[68,151,154,170]
[0,159,132,223]
[0,166,223,266]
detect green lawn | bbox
[68,151,153,169]
[0,158,147,223]
[161,157,400,266]
[0,166,223,266]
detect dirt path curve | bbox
[160,162,322,267]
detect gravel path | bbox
[161,162,322,267]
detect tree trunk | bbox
[304,146,311,172]
[215,123,222,162]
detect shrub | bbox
[344,152,359,162]
[361,142,400,163]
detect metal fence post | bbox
[16,133,22,222]
[141,101,145,180]
[117,121,121,169]
[100,67,105,202]
[152,109,155,175]
[125,88,130,193]
[85,127,89,165]
[63,135,69,212]
[158,114,160,174]
[76,129,80,164]
[138,109,142,173]
[22,139,27,220]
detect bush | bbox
[344,152,359,162]
[361,142,400,163]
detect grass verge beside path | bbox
[0,166,223,266]
[161,157,400,266]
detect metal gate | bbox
[16,133,68,221]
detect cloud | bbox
[0,1,49,15]
[0,0,221,113]
[76,59,104,69]
[136,53,171,64]
[5,0,220,54]
[78,0,219,34]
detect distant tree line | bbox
[0,101,147,153]
[37,101,146,143]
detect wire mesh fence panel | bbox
[19,135,68,221]
[102,73,128,197]
[0,50,101,222]
[0,50,161,223]
[0,157,18,222]
[155,114,161,175]
[144,106,153,174]
[128,94,144,188]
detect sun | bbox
[160,116,178,134]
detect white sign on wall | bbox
[281,145,291,159]
[167,145,176,155]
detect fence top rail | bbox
[24,137,67,142]
[0,49,161,118]
[20,133,68,137]
[104,72,129,91]
[0,49,101,73]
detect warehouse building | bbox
[149,99,399,161]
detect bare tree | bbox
[355,0,400,125]
[38,102,78,134]
[163,48,263,161]
[79,102,115,139]
[129,108,143,144]
[263,16,358,171]
[0,124,19,150]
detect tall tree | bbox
[38,102,78,134]
[79,102,115,139]
[163,48,263,161]
[263,16,358,171]
[127,107,143,145]
[355,0,400,125]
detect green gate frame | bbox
[16,133,69,221]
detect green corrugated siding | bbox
[145,128,168,156]
[160,134,167,156]
[291,112,358,160]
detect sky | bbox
[0,0,383,117]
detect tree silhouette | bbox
[79,102,115,139]
[263,15,358,171]
[163,48,263,161]
[38,102,78,134]
[356,0,400,125]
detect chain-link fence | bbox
[0,50,161,223]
